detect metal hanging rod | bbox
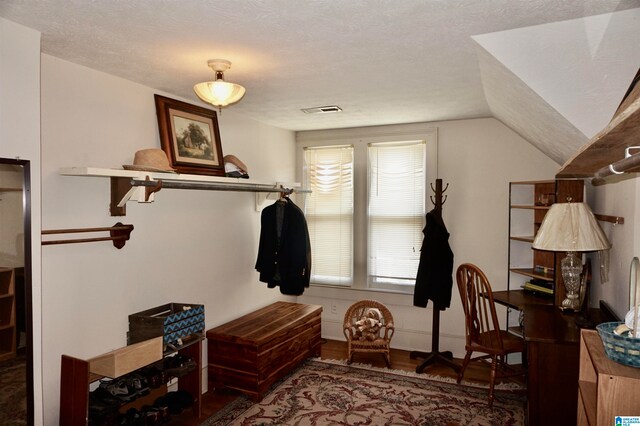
[592,147,640,186]
[130,179,311,194]
[42,223,134,249]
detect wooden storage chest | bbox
[206,301,322,401]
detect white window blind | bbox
[368,141,425,290]
[303,146,354,286]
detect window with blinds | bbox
[303,145,354,286]
[368,141,425,291]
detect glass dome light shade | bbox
[194,80,246,108]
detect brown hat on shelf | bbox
[224,155,249,178]
[123,149,177,173]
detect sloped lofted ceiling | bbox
[474,7,640,166]
[0,1,639,166]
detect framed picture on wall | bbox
[154,94,224,176]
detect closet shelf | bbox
[558,70,639,179]
[60,167,308,216]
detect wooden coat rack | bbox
[409,179,460,374]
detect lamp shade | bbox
[532,202,611,252]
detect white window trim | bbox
[296,123,438,295]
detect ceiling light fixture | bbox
[194,59,246,113]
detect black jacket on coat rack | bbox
[255,197,311,295]
[413,209,454,309]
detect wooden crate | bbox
[128,303,205,348]
[206,301,322,401]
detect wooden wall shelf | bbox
[558,70,639,179]
[60,167,306,216]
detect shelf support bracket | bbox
[111,177,160,216]
[111,177,130,216]
[144,177,163,201]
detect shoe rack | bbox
[59,336,202,425]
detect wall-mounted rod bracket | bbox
[594,214,624,225]
[144,177,163,201]
[42,223,134,249]
[592,147,640,186]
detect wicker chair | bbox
[343,300,395,367]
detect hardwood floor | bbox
[177,339,525,425]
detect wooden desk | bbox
[492,289,553,310]
[523,304,583,426]
[491,291,607,425]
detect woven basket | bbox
[596,322,640,368]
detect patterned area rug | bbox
[203,359,525,426]
[0,355,27,425]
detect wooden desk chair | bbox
[456,263,526,406]
[343,300,395,367]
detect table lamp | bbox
[532,201,611,311]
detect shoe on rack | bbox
[126,373,150,397]
[140,405,166,426]
[174,390,194,410]
[140,366,165,388]
[117,407,144,425]
[152,395,172,418]
[161,392,183,415]
[99,377,137,403]
[162,354,197,378]
[161,390,194,415]
[88,387,120,425]
[90,386,121,407]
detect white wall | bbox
[587,177,640,317]
[0,17,43,425]
[297,118,560,357]
[40,55,296,424]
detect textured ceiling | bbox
[1,1,639,164]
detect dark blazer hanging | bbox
[255,198,311,295]
[413,209,454,310]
